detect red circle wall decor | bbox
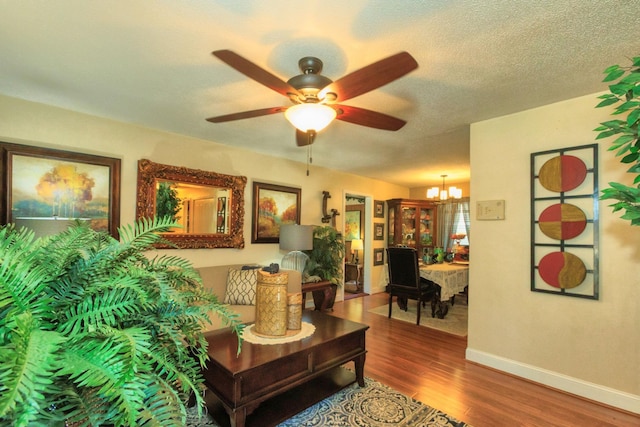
[538,203,587,240]
[538,155,587,192]
[538,252,587,289]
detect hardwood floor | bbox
[328,292,639,427]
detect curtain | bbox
[436,201,458,251]
[436,197,470,250]
[458,198,470,243]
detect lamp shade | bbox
[449,186,462,199]
[350,239,363,251]
[284,103,337,132]
[426,187,439,199]
[279,224,313,251]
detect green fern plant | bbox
[594,55,640,226]
[304,225,345,286]
[0,217,243,426]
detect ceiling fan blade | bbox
[206,106,286,123]
[333,104,407,131]
[296,129,316,146]
[319,52,418,102]
[213,50,302,98]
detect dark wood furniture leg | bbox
[228,407,245,427]
[355,352,366,387]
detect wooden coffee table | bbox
[201,310,368,427]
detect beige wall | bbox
[468,93,640,413]
[0,94,407,296]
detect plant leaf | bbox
[595,97,620,108]
[621,152,639,163]
[627,108,640,127]
[603,67,624,82]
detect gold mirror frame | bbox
[136,159,246,249]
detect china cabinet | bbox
[386,199,437,259]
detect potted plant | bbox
[594,55,640,226]
[304,225,346,309]
[0,217,242,426]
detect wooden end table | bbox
[201,311,368,427]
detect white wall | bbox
[468,93,640,413]
[0,95,407,297]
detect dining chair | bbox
[386,247,440,325]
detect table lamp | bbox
[351,239,363,265]
[279,224,314,274]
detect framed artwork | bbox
[344,208,361,241]
[373,248,385,266]
[374,200,385,218]
[252,181,300,243]
[0,142,121,238]
[374,222,384,240]
[530,144,598,299]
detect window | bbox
[454,204,469,246]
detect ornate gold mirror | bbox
[136,159,246,249]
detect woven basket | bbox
[254,270,288,337]
[287,292,302,330]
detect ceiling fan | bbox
[206,50,418,147]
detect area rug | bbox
[368,300,468,336]
[186,376,470,426]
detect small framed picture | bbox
[374,248,384,266]
[374,222,384,240]
[374,200,385,218]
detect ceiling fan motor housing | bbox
[287,57,333,103]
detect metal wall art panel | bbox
[530,144,599,299]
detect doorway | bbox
[344,192,371,300]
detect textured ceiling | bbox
[1,1,639,188]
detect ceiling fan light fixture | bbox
[284,103,336,132]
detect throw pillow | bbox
[224,268,258,305]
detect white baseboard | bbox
[466,348,640,414]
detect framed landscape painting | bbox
[0,142,121,238]
[252,181,301,243]
[344,210,362,242]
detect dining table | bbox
[419,262,469,302]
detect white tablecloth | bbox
[379,263,469,302]
[419,264,469,301]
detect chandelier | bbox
[427,174,462,201]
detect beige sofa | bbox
[197,264,302,332]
